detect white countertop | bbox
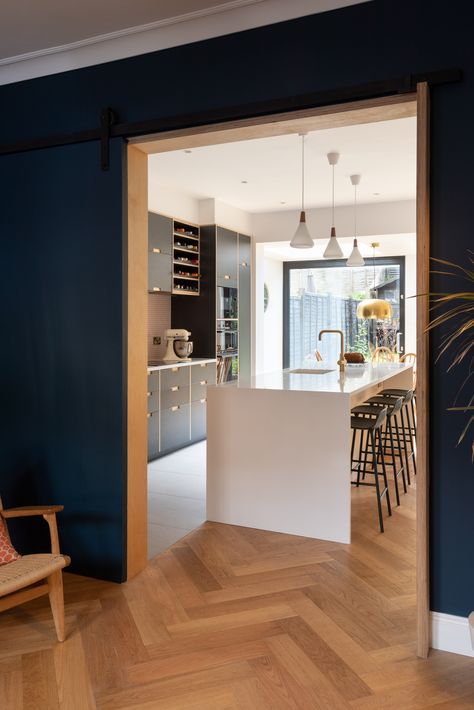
[147,358,216,372]
[211,362,412,396]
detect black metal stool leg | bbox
[387,417,400,506]
[371,430,384,533]
[394,415,408,493]
[378,428,392,516]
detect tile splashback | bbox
[148,293,171,360]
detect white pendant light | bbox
[346,174,365,267]
[323,152,343,258]
[290,133,313,249]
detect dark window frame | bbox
[282,256,406,368]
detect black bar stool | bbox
[374,389,416,482]
[381,387,417,443]
[353,396,407,506]
[350,406,392,533]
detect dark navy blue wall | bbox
[0,0,473,607]
[0,140,126,581]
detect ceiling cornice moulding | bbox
[0,0,370,86]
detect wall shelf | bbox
[173,219,200,296]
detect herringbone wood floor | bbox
[2,481,474,709]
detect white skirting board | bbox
[431,612,474,657]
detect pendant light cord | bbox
[353,182,357,239]
[332,163,335,228]
[301,134,305,212]
[373,245,376,296]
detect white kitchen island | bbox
[206,362,413,544]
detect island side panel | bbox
[207,386,351,544]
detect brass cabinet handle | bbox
[224,274,230,280]
[152,248,161,253]
[241,261,248,267]
[171,367,179,372]
[147,412,152,418]
[171,405,180,412]
[200,398,206,404]
[200,363,206,368]
[200,380,207,385]
[152,287,162,292]
[147,392,151,397]
[171,386,179,392]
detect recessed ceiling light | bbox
[280,201,286,205]
[373,192,380,195]
[241,180,248,184]
[184,149,192,154]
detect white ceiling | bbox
[0,0,371,85]
[0,0,240,59]
[149,116,417,214]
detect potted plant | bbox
[428,253,473,459]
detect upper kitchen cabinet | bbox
[238,234,251,379]
[148,251,172,293]
[148,212,172,293]
[216,227,238,288]
[149,212,172,254]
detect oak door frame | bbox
[416,81,430,659]
[126,91,430,658]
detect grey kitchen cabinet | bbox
[216,226,238,288]
[147,369,161,461]
[160,403,190,454]
[148,251,172,293]
[191,399,207,442]
[149,212,172,255]
[147,362,216,461]
[147,411,160,460]
[238,233,251,379]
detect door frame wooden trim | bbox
[126,91,430,657]
[126,144,149,579]
[416,81,430,658]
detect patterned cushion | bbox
[0,518,21,566]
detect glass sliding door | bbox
[283,258,405,368]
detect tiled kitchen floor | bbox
[147,441,206,559]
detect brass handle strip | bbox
[152,287,161,292]
[152,248,161,253]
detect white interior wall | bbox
[262,256,283,373]
[148,180,201,224]
[252,200,416,243]
[198,198,252,234]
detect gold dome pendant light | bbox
[323,152,343,258]
[346,174,365,267]
[356,242,393,320]
[290,133,314,249]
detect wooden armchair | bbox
[0,500,70,641]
